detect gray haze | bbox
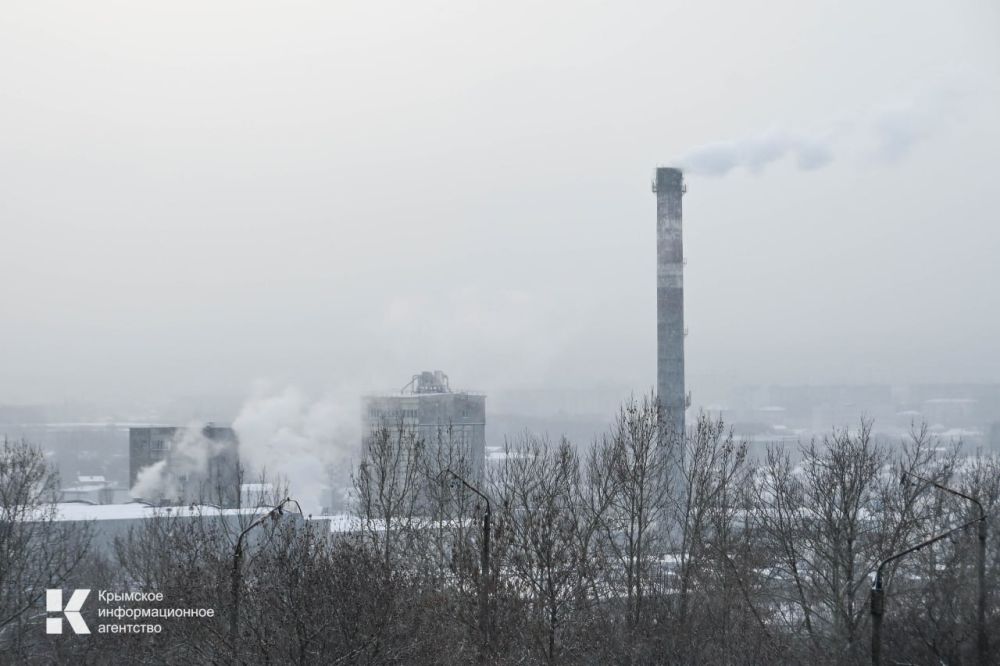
[2,1,999,414]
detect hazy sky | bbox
[2,0,999,410]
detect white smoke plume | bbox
[232,384,359,516]
[131,459,168,500]
[674,127,834,177]
[131,425,231,502]
[673,83,966,177]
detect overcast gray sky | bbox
[2,0,999,410]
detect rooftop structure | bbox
[403,370,452,394]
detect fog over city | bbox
[2,1,998,418]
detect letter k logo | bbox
[46,589,90,634]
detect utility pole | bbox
[901,470,988,665]
[229,497,302,664]
[442,469,491,652]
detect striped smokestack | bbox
[654,167,686,439]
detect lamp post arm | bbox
[894,471,990,666]
[441,468,492,652]
[442,469,491,514]
[875,515,983,588]
[234,496,304,543]
[902,470,985,520]
[872,514,983,665]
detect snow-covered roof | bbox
[312,514,473,534]
[47,503,275,522]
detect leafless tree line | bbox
[1,399,998,664]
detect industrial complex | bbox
[10,166,1000,527]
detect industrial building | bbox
[59,474,129,505]
[363,371,486,478]
[128,424,240,507]
[654,167,689,440]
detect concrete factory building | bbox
[363,371,486,478]
[129,424,240,507]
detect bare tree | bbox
[666,414,768,662]
[750,420,947,663]
[885,443,1000,664]
[0,438,92,657]
[491,433,589,663]
[354,420,425,571]
[590,394,671,637]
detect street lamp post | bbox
[229,497,303,664]
[901,470,988,665]
[871,515,983,665]
[441,468,491,650]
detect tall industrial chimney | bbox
[654,167,686,439]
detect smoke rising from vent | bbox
[673,85,965,177]
[232,385,359,516]
[131,425,232,502]
[130,387,360,515]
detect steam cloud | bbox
[232,385,359,516]
[130,386,359,515]
[675,128,834,177]
[131,425,232,502]
[673,85,964,176]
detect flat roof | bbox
[45,503,274,522]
